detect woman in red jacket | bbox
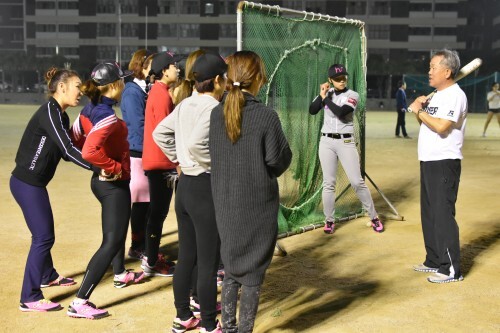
[68,62,144,319]
[141,52,179,276]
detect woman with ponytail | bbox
[11,67,99,313]
[68,62,144,319]
[173,49,206,105]
[209,51,292,332]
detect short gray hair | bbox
[432,49,461,79]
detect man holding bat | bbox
[408,49,467,284]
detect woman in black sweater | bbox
[209,51,292,333]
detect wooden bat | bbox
[426,58,482,99]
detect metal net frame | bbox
[237,1,368,237]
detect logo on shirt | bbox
[348,98,357,106]
[447,110,454,117]
[427,106,438,115]
[29,136,46,170]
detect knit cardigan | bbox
[209,93,292,286]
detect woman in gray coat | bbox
[209,51,292,333]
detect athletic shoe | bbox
[141,256,175,277]
[40,276,76,288]
[67,300,109,319]
[404,136,412,139]
[413,264,439,273]
[427,272,464,284]
[189,297,222,317]
[371,217,384,233]
[172,316,200,333]
[199,320,222,333]
[128,247,145,260]
[216,269,225,287]
[323,220,335,234]
[19,299,62,312]
[113,270,146,288]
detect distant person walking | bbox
[11,67,97,312]
[395,80,411,138]
[482,82,500,137]
[408,49,467,284]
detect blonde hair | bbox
[80,79,121,105]
[173,49,206,104]
[224,51,267,143]
[45,67,79,96]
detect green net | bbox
[405,72,500,113]
[238,2,368,236]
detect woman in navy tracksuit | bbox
[10,67,98,312]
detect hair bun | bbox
[45,67,58,83]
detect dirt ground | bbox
[1,106,499,333]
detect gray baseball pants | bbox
[318,136,377,221]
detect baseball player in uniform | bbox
[309,64,383,234]
[408,49,467,283]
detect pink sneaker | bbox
[114,270,146,288]
[189,297,222,317]
[172,316,200,333]
[41,276,76,288]
[324,220,335,234]
[67,300,109,320]
[216,268,225,287]
[19,299,62,312]
[371,217,384,233]
[199,320,222,333]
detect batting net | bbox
[237,1,368,237]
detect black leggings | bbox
[173,173,220,331]
[130,202,149,250]
[77,177,131,299]
[146,170,174,265]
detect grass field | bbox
[1,104,499,332]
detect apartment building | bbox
[0,0,497,91]
[20,0,484,63]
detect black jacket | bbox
[12,97,95,187]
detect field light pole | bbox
[117,0,122,64]
[0,69,5,103]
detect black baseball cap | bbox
[91,62,132,86]
[328,64,348,78]
[192,53,228,82]
[150,52,182,76]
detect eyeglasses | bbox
[332,76,347,82]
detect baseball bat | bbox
[425,58,483,99]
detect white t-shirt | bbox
[418,83,468,161]
[487,90,500,109]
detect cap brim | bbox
[330,72,348,78]
[121,69,133,78]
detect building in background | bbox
[1,0,498,99]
